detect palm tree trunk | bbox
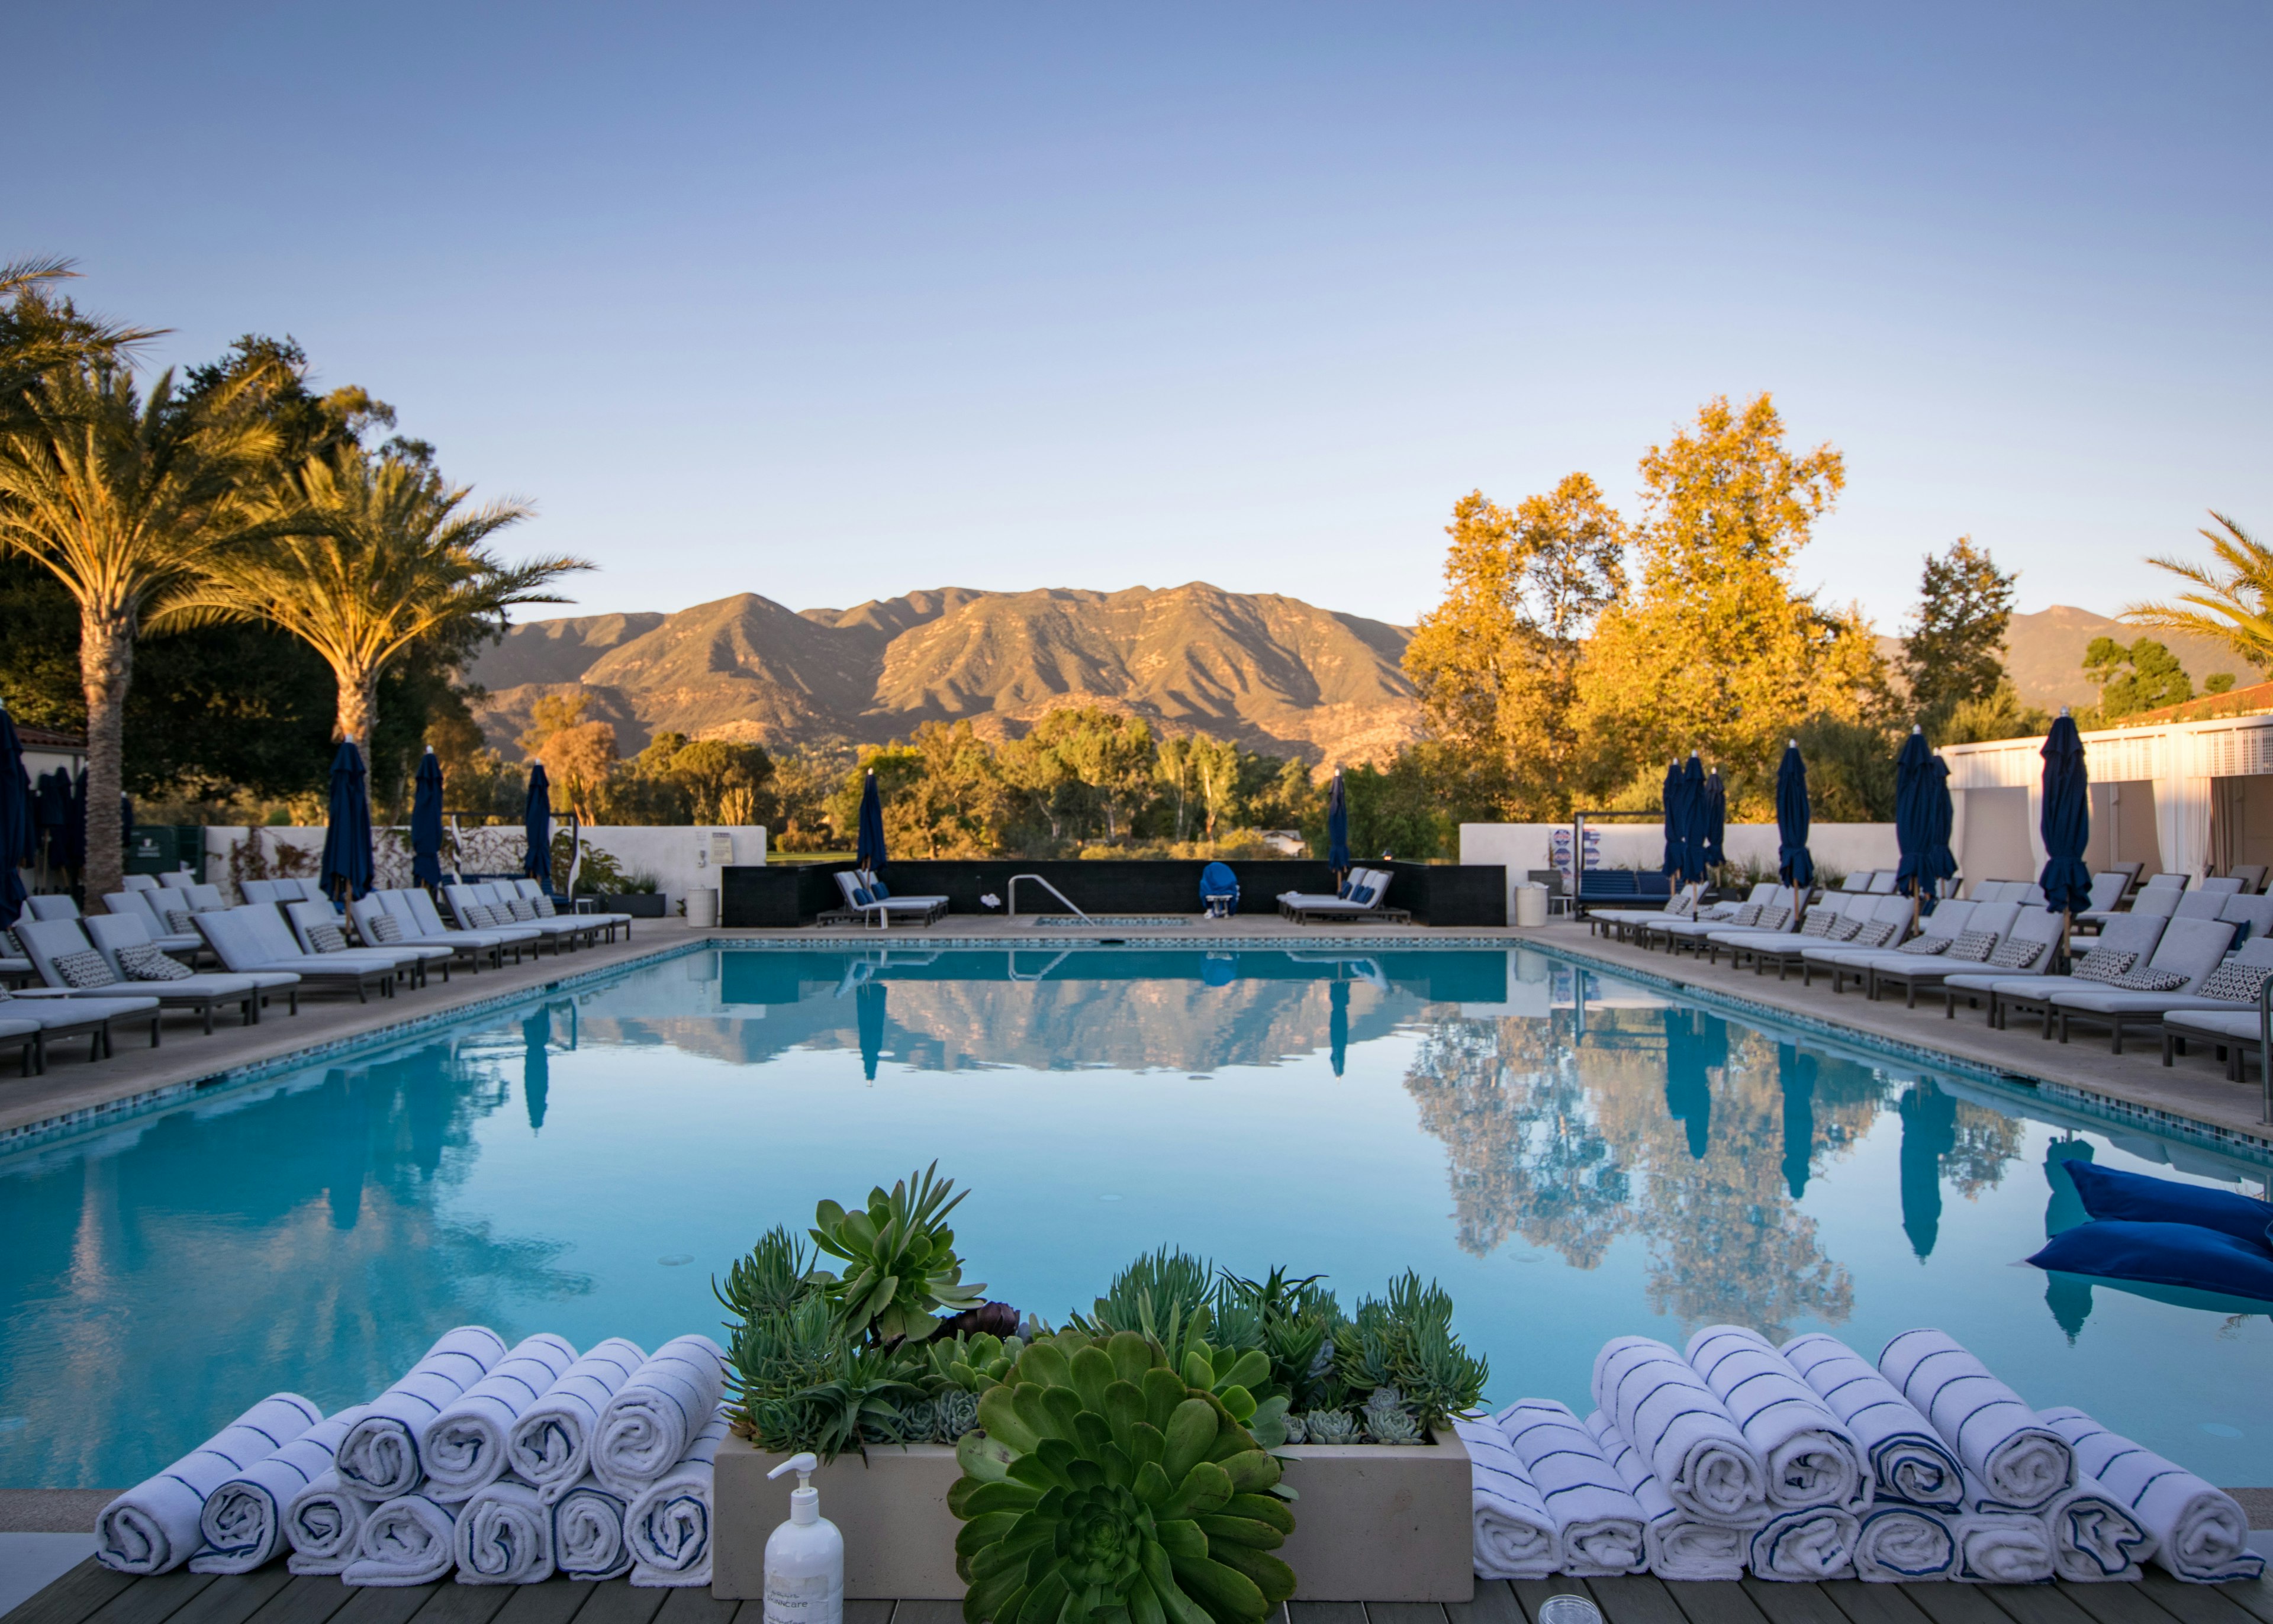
[80,607,133,903]
[334,666,381,803]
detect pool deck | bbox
[9,1559,2273,1624]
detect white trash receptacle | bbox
[1512,883,1548,929]
[686,888,719,929]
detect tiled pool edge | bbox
[0,938,713,1156]
[1535,935,2273,1165]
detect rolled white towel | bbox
[506,1338,646,1504]
[627,1409,727,1586]
[337,1326,508,1500]
[1451,1415,1560,1578]
[1592,1336,1768,1527]
[420,1332,581,1503]
[343,1492,459,1586]
[553,1480,635,1580]
[192,1404,371,1574]
[284,1472,369,1575]
[1495,1399,1646,1575]
[1686,1326,1867,1512]
[1781,1332,1963,1512]
[2040,1406,2260,1583]
[1954,1508,2056,1582]
[1749,1506,1859,1581]
[1851,1504,1954,1581]
[2044,1474,2157,1582]
[1583,1408,1745,1581]
[96,1392,326,1574]
[452,1480,553,1584]
[1877,1328,2072,1510]
[591,1334,727,1498]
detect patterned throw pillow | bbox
[1,927,21,956]
[2201,961,2273,1004]
[118,943,193,981]
[2073,946,2139,984]
[306,923,349,953]
[507,898,538,921]
[1801,910,1838,938]
[461,903,498,928]
[159,904,195,935]
[1830,916,1867,941]
[54,949,118,988]
[533,895,558,917]
[1667,891,1698,919]
[1947,930,2000,963]
[1987,937,2045,971]
[367,914,404,943]
[1853,920,1900,949]
[1727,903,1766,928]
[2106,966,2188,993]
[1897,935,1951,955]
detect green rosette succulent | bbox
[810,1161,987,1343]
[948,1329,1296,1624]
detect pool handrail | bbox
[1008,874,1089,920]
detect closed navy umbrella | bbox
[65,768,86,872]
[1678,753,1709,885]
[856,769,886,871]
[1701,768,1727,874]
[1326,769,1350,880]
[0,703,33,929]
[524,763,553,886]
[411,747,446,890]
[319,741,374,901]
[1775,739,1814,890]
[1921,753,1958,908]
[2038,711,2092,915]
[1893,726,1934,899]
[1658,761,1685,881]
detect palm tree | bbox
[157,446,590,795]
[0,360,278,898]
[1,257,160,418]
[2123,513,2273,675]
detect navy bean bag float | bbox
[2027,1162,2273,1302]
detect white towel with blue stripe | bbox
[1781,1332,1963,1512]
[591,1334,727,1497]
[1583,1408,1745,1581]
[2043,1473,2157,1583]
[553,1479,635,1580]
[1451,1414,1560,1578]
[452,1480,553,1584]
[1952,1473,2055,1583]
[1686,1326,1868,1513]
[627,1407,728,1586]
[284,1471,368,1575]
[2040,1406,2259,1582]
[507,1338,646,1504]
[1495,1399,1646,1575]
[95,1392,326,1574]
[1592,1336,1769,1526]
[191,1403,371,1574]
[1850,1505,1954,1581]
[1749,1506,1860,1581]
[343,1491,459,1586]
[420,1332,581,1502]
[1877,1328,2072,1511]
[337,1326,508,1500]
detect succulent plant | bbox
[941,1300,1025,1340]
[1335,1272,1487,1429]
[932,1387,980,1443]
[1279,1413,1306,1445]
[714,1225,820,1322]
[1300,1409,1360,1445]
[809,1162,988,1345]
[926,1330,1024,1394]
[1363,1404,1420,1445]
[1074,1248,1219,1370]
[726,1293,929,1459]
[949,1327,1296,1624]
[1219,1267,1342,1414]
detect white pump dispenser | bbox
[763,1452,843,1624]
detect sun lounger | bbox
[829,870,950,929]
[2046,919,2246,1051]
[1589,883,1702,940]
[1709,892,1866,978]
[1640,884,1785,952]
[510,878,632,941]
[1934,907,2065,1017]
[103,890,207,958]
[2230,863,2268,894]
[2161,1007,2270,1080]
[1797,896,1916,985]
[1276,867,1409,925]
[1808,899,1981,996]
[1948,910,2171,1032]
[0,1014,40,1075]
[195,907,402,1003]
[285,899,446,987]
[21,916,277,1033]
[26,895,81,921]
[2200,875,2246,897]
[1866,871,1898,894]
[1863,902,2027,1008]
[0,986,162,1068]
[396,888,540,964]
[447,884,591,952]
[477,881,607,947]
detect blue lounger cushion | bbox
[2067,1161,2273,1246]
[2027,1219,2273,1303]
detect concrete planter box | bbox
[711,1429,1471,1604]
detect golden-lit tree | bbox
[2121,512,2273,675]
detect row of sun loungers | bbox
[1,879,634,1076]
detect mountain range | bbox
[469,588,2251,765]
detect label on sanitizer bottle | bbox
[764,1570,842,1624]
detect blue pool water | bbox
[2,945,2268,1491]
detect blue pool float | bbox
[2026,1163,2273,1303]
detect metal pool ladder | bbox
[1008,874,1088,921]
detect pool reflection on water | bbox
[0,946,2266,1491]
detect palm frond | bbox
[2121,511,2273,672]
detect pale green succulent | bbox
[809,1162,987,1345]
[1279,1413,1307,1445]
[1301,1409,1361,1445]
[932,1387,980,1443]
[1363,1404,1420,1444]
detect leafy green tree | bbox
[1939,681,2051,745]
[1028,707,1156,842]
[2081,636,2192,720]
[1792,713,1899,821]
[1902,537,2014,724]
[2123,513,2273,674]
[1189,734,1242,839]
[2206,672,2238,695]
[1303,750,1450,860]
[669,737,775,824]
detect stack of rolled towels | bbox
[1456,1323,2263,1585]
[94,1326,729,1588]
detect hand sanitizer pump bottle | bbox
[763,1452,843,1624]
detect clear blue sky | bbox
[10,2,2267,633]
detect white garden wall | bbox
[200,824,768,911]
[1459,821,1900,885]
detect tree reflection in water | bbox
[1405,1006,2026,1340]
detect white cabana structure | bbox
[1943,706,2273,884]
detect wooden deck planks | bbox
[1662,1578,1775,1624]
[1737,1577,1848,1624]
[1582,1575,1691,1624]
[326,1584,439,1624]
[555,1586,665,1624]
[230,1575,358,1624]
[1816,1578,1935,1624]
[157,1571,294,1624]
[1896,1584,2017,1624]
[2,1561,138,1624]
[1366,1604,1452,1624]
[1448,1580,1528,1624]
[1972,1583,2105,1624]
[2054,1579,2198,1624]
[2132,1574,2266,1624]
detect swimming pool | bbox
[2,944,2266,1491]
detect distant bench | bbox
[1575,870,1675,912]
